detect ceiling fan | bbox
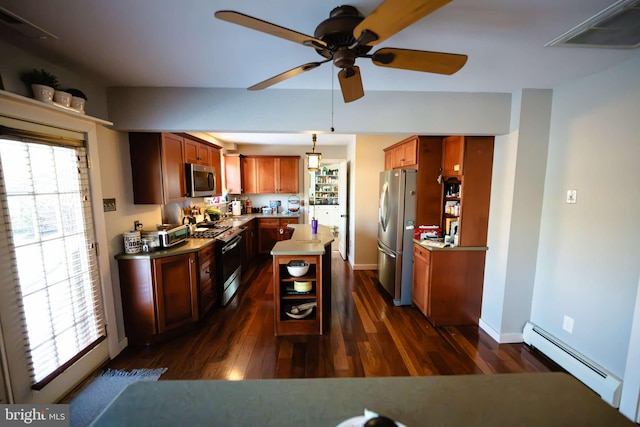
[214,0,467,103]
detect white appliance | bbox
[377,169,417,306]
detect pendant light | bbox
[307,133,321,172]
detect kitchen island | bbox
[90,372,634,426]
[271,224,334,335]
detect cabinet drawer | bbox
[413,244,430,264]
[199,278,217,313]
[280,218,299,226]
[198,244,215,260]
[200,258,214,283]
[259,218,280,227]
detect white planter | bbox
[53,90,72,107]
[31,84,54,103]
[70,96,86,114]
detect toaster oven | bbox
[140,224,189,249]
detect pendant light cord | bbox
[330,69,335,132]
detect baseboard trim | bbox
[479,318,523,344]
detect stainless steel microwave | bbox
[185,163,216,197]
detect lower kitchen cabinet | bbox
[197,244,217,316]
[243,218,257,265]
[118,252,200,345]
[412,242,486,326]
[258,217,298,254]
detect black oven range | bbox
[192,222,245,306]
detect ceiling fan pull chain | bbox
[331,66,335,132]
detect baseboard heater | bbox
[523,322,622,407]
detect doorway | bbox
[304,158,348,260]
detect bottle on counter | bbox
[246,198,252,214]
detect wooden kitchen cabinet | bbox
[243,218,257,265]
[411,243,486,326]
[197,244,217,316]
[258,217,299,254]
[184,134,222,197]
[129,132,187,204]
[384,136,418,170]
[118,252,198,344]
[441,136,494,247]
[184,136,211,166]
[224,153,243,194]
[242,156,300,194]
[442,135,465,176]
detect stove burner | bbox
[191,226,230,239]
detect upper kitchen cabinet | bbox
[183,134,222,196]
[184,136,211,166]
[129,132,187,204]
[384,136,443,227]
[384,136,418,170]
[442,135,465,177]
[239,156,300,194]
[224,154,243,194]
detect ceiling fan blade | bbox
[338,66,364,103]
[248,60,330,91]
[353,0,450,46]
[215,10,327,50]
[372,47,467,75]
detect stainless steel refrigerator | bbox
[377,169,417,306]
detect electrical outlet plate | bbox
[563,315,574,333]
[566,189,577,204]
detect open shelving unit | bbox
[273,254,329,335]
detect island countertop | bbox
[270,223,334,256]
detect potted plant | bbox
[20,68,59,103]
[66,88,87,113]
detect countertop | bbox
[413,238,488,251]
[116,213,300,260]
[90,372,634,427]
[270,224,334,256]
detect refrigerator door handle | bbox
[377,243,396,258]
[379,182,390,232]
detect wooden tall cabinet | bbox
[118,252,199,344]
[224,154,243,194]
[441,136,494,247]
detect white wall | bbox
[531,56,640,378]
[95,127,162,343]
[352,134,406,269]
[0,39,109,119]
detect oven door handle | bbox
[221,235,243,254]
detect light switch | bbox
[566,190,577,204]
[103,198,116,212]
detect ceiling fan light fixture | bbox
[306,134,322,172]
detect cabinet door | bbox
[242,157,258,194]
[210,147,222,196]
[198,143,211,166]
[256,157,277,193]
[412,244,430,317]
[161,133,187,204]
[280,218,298,240]
[401,138,417,167]
[259,226,280,254]
[183,138,199,164]
[153,253,198,333]
[442,135,464,176]
[244,219,257,263]
[384,150,393,170]
[224,154,243,194]
[277,157,299,193]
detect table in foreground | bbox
[90,373,634,426]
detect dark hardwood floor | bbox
[105,251,561,379]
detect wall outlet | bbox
[566,189,577,204]
[563,315,574,333]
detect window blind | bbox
[0,134,105,390]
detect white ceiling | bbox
[1,0,638,145]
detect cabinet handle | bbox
[205,269,210,275]
[279,228,284,234]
